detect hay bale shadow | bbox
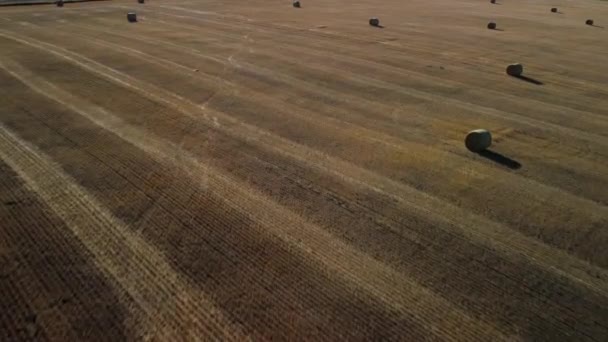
[584,19,602,27]
[478,150,521,169]
[512,75,543,85]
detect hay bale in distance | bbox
[56,0,64,7]
[465,129,492,152]
[138,0,145,4]
[127,12,138,23]
[490,0,496,4]
[506,63,523,76]
[293,0,301,8]
[551,8,558,13]
[487,22,496,30]
[369,17,380,27]
[586,19,594,26]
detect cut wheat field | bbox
[0,0,607,340]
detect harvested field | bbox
[0,0,607,340]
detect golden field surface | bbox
[0,0,607,340]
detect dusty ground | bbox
[0,0,607,340]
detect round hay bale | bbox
[127,12,138,23]
[56,0,64,7]
[551,7,558,13]
[293,0,301,8]
[138,0,145,3]
[586,19,594,26]
[506,63,523,76]
[490,0,496,3]
[369,17,380,27]
[465,129,492,152]
[487,22,496,30]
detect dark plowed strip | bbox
[0,159,139,341]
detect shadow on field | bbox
[478,150,522,169]
[513,75,544,85]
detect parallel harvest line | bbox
[63,17,608,171]
[2,29,605,300]
[1,59,505,340]
[4,54,508,340]
[134,8,608,117]
[81,15,608,138]
[31,24,608,226]
[4,49,603,337]
[144,4,608,96]
[102,29,608,188]
[0,124,248,342]
[67,12,608,146]
[11,1,604,97]
[1,60,390,339]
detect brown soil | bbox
[1,0,607,340]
